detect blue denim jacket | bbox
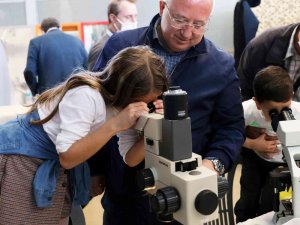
[0,111,91,207]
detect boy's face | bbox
[254,98,292,122]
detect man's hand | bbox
[202,159,219,175]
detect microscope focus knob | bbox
[150,186,181,214]
[195,190,218,215]
[136,168,155,190]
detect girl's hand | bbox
[113,102,149,131]
[152,99,164,114]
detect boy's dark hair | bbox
[41,17,60,33]
[253,65,293,103]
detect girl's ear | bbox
[253,97,262,110]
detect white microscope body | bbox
[273,119,300,224]
[135,112,223,225]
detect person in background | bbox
[234,66,300,222]
[238,23,300,102]
[91,0,245,224]
[233,0,260,68]
[24,17,87,96]
[87,0,137,70]
[0,46,168,225]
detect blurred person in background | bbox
[24,17,87,96]
[87,0,137,70]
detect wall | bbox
[206,0,238,54]
[253,0,300,34]
[0,26,35,104]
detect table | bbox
[237,212,300,225]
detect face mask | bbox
[117,18,138,31]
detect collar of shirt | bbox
[284,26,299,60]
[153,17,188,56]
[153,17,168,50]
[46,27,59,33]
[107,28,113,37]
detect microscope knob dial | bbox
[150,186,180,214]
[195,190,218,215]
[136,168,155,190]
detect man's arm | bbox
[237,43,257,101]
[24,40,38,95]
[80,46,88,70]
[205,66,245,172]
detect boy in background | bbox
[235,65,300,222]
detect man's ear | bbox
[253,97,262,110]
[109,14,117,24]
[159,1,165,16]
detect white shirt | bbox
[38,85,106,153]
[118,128,140,163]
[243,99,300,162]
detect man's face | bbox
[254,99,292,122]
[117,1,138,24]
[159,0,212,52]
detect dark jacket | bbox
[93,14,245,172]
[238,24,299,100]
[234,0,259,68]
[24,29,87,95]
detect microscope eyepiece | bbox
[269,109,279,121]
[163,86,188,120]
[280,107,295,121]
[147,102,156,113]
[269,107,295,132]
[269,109,280,132]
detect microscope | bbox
[269,107,300,224]
[135,86,229,225]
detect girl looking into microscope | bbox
[0,46,168,225]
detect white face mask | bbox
[117,18,138,31]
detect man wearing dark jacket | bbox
[24,17,87,95]
[238,23,300,101]
[91,0,245,224]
